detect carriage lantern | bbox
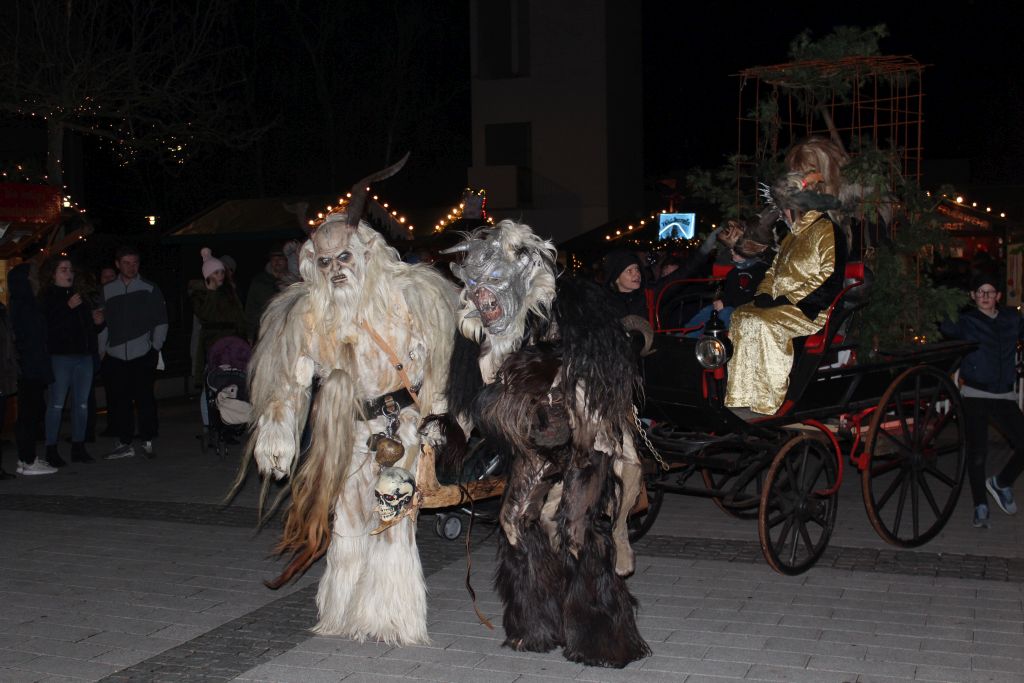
[694,308,732,369]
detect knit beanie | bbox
[220,254,237,273]
[201,247,225,279]
[603,249,643,284]
[970,271,999,292]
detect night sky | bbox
[37,1,1024,234]
[643,1,1024,183]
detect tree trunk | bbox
[47,120,65,188]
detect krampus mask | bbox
[445,227,538,335]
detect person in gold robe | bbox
[725,172,848,415]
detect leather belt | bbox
[362,386,419,418]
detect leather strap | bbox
[359,320,420,406]
[362,387,418,418]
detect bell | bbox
[374,436,405,466]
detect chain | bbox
[632,405,669,471]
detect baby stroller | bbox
[201,335,252,458]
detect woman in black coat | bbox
[7,262,57,475]
[40,257,103,465]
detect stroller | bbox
[201,335,252,458]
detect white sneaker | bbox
[140,440,155,458]
[18,459,58,475]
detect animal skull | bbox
[374,466,416,522]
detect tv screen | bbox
[658,213,695,241]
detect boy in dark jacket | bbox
[940,273,1024,528]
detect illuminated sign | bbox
[936,203,991,231]
[658,213,695,240]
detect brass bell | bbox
[374,436,405,466]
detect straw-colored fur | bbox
[242,218,458,645]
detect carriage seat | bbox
[799,262,867,356]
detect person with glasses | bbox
[940,273,1024,528]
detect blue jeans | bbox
[684,305,735,337]
[46,354,94,444]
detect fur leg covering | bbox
[559,449,649,668]
[314,450,428,645]
[611,433,642,577]
[495,524,566,653]
[561,523,650,667]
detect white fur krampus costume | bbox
[442,221,651,668]
[243,159,458,644]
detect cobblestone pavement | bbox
[1,397,1023,682]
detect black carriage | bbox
[631,262,975,574]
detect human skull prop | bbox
[374,466,416,522]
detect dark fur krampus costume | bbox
[442,220,650,668]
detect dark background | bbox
[643,1,1024,182]
[9,1,1024,237]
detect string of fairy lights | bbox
[305,187,495,238]
[307,189,414,235]
[601,191,1013,249]
[929,191,1010,219]
[3,143,1017,247]
[433,188,492,232]
[11,102,190,167]
[0,160,88,219]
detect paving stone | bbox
[744,663,856,681]
[914,663,1024,682]
[641,655,750,677]
[12,653,122,678]
[409,660,523,681]
[0,668,54,683]
[702,645,810,668]
[805,653,917,678]
[0,648,40,666]
[4,400,1024,683]
[474,652,585,677]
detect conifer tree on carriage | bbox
[625,30,983,575]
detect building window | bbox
[476,0,529,78]
[485,122,532,203]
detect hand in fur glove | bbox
[253,405,297,479]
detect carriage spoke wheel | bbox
[862,365,965,547]
[701,443,767,520]
[758,434,838,575]
[627,471,665,542]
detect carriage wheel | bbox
[862,365,965,547]
[758,434,838,575]
[701,460,766,520]
[627,472,665,542]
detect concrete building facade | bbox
[468,0,642,244]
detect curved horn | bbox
[345,151,411,229]
[620,314,655,357]
[438,242,471,255]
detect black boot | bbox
[45,444,67,468]
[71,442,95,464]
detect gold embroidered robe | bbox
[725,211,839,414]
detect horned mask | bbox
[312,218,361,290]
[303,152,411,290]
[442,226,537,336]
